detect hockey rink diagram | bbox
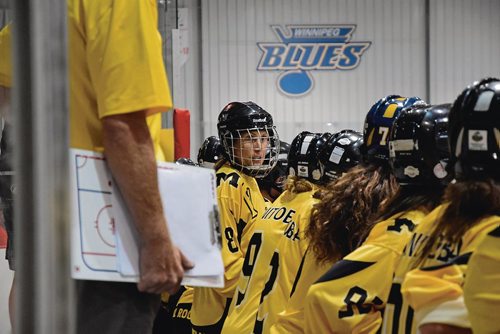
[71,152,119,276]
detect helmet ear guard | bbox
[217,101,280,178]
[448,78,500,181]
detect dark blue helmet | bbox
[362,95,425,164]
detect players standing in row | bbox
[159,77,498,334]
[305,102,452,333]
[271,96,422,334]
[401,78,500,334]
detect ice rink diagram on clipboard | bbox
[69,148,224,285]
[70,151,119,278]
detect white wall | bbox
[201,0,428,144]
[173,0,204,159]
[429,0,500,103]
[191,0,500,145]
[0,249,13,334]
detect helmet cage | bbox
[221,126,280,178]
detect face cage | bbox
[223,126,280,178]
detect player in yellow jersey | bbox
[401,78,500,334]
[271,95,423,334]
[304,103,453,334]
[190,101,280,333]
[221,131,328,334]
[464,225,500,334]
[268,129,366,334]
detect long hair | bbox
[416,178,500,265]
[373,186,445,227]
[284,175,313,194]
[306,163,399,264]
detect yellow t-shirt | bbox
[401,205,500,331]
[464,224,500,334]
[191,164,267,333]
[68,0,172,158]
[303,209,426,334]
[222,187,319,334]
[0,24,12,88]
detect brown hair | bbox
[306,163,399,263]
[374,186,444,227]
[284,175,314,194]
[416,179,500,265]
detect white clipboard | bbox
[70,149,224,287]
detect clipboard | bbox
[69,149,224,287]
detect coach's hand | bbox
[138,235,194,295]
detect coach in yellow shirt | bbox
[68,1,192,333]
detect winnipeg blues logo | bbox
[257,25,371,97]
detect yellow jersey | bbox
[304,209,426,334]
[270,248,332,334]
[191,164,266,333]
[464,224,500,334]
[222,187,318,334]
[401,205,499,331]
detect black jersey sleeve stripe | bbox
[290,250,307,298]
[314,259,376,284]
[488,225,500,237]
[421,252,472,271]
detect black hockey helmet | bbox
[217,101,280,178]
[287,132,324,184]
[318,129,363,183]
[197,136,224,168]
[448,78,500,181]
[175,157,198,166]
[388,103,452,187]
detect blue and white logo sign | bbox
[257,25,371,97]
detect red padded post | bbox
[173,108,191,160]
[0,226,6,249]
